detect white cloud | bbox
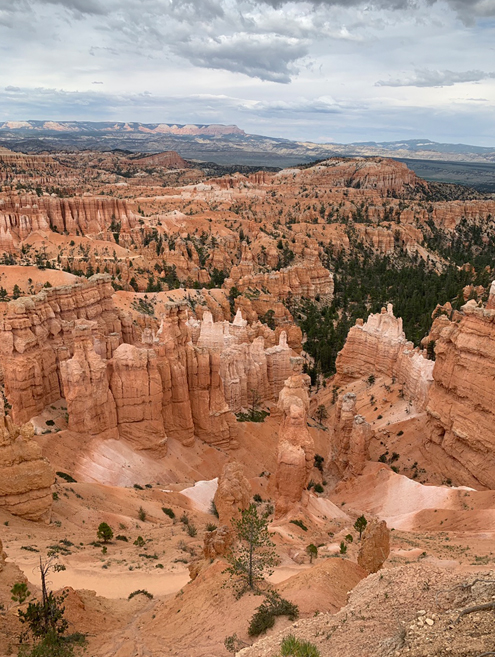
[376,68,495,87]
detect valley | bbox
[0,145,494,657]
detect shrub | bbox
[253,493,263,503]
[206,523,217,532]
[162,507,175,519]
[224,633,248,654]
[339,541,347,555]
[248,591,299,637]
[345,534,353,543]
[313,483,324,494]
[280,634,320,657]
[180,513,190,525]
[96,522,113,544]
[209,500,219,518]
[186,523,197,537]
[56,472,77,484]
[133,536,145,548]
[128,589,153,600]
[133,484,144,490]
[290,519,308,532]
[11,582,31,605]
[313,454,324,472]
[138,507,146,522]
[115,535,128,542]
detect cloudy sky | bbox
[0,0,494,144]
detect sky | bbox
[0,0,494,144]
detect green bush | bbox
[186,523,197,537]
[96,522,113,544]
[280,634,320,657]
[162,507,175,519]
[128,589,153,600]
[56,472,77,484]
[313,483,324,494]
[248,592,299,637]
[138,506,147,522]
[289,519,308,532]
[339,541,347,555]
[115,535,128,542]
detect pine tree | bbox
[225,504,277,596]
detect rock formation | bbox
[225,263,333,305]
[425,298,495,488]
[0,195,137,251]
[335,304,434,410]
[60,322,118,439]
[275,375,315,518]
[0,275,124,425]
[0,400,54,521]
[357,519,390,574]
[213,461,252,525]
[110,343,166,451]
[203,525,234,560]
[332,393,372,478]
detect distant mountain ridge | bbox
[0,120,246,137]
[1,120,495,191]
[1,121,493,162]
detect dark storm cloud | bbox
[377,69,495,87]
[173,34,308,83]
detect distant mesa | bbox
[0,120,246,137]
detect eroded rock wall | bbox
[335,304,434,410]
[0,400,54,521]
[425,299,495,488]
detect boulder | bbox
[357,519,390,574]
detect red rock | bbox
[275,375,315,518]
[357,519,391,574]
[332,393,372,478]
[0,400,54,521]
[213,461,252,525]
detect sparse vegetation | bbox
[128,589,153,600]
[280,634,320,657]
[248,591,299,637]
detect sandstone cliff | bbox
[425,298,495,488]
[0,278,301,456]
[0,195,137,252]
[0,400,54,521]
[335,304,434,410]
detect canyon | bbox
[0,150,494,657]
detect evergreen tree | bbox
[225,504,277,596]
